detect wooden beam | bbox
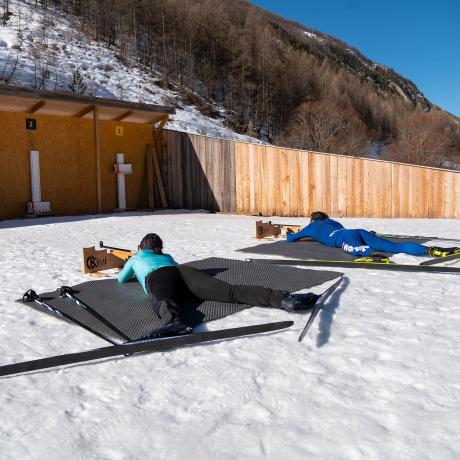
[75,104,95,118]
[145,116,169,209]
[153,115,169,139]
[27,100,46,113]
[93,106,102,213]
[0,84,176,115]
[113,110,133,121]
[153,139,168,208]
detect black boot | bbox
[280,292,319,312]
[369,252,390,262]
[139,318,192,341]
[427,246,460,258]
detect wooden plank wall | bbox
[234,143,460,218]
[159,130,235,211]
[160,130,460,218]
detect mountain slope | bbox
[1,0,458,166]
[0,0,258,142]
[261,8,430,109]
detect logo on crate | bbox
[86,255,107,270]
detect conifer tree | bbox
[68,69,86,94]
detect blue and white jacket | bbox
[286,218,345,247]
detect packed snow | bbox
[1,2,460,458]
[0,210,459,459]
[0,0,259,143]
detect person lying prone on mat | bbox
[286,211,460,258]
[118,233,319,338]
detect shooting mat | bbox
[17,257,341,342]
[238,237,432,261]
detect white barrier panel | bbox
[28,150,51,214]
[29,150,41,202]
[114,153,132,210]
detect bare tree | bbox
[280,100,369,156]
[16,0,449,151]
[386,112,451,166]
[1,0,13,26]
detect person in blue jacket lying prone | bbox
[118,233,319,338]
[287,211,460,259]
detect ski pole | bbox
[298,275,344,342]
[22,290,117,345]
[58,286,131,342]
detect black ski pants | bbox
[145,265,286,323]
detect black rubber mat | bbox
[17,257,341,341]
[238,237,432,261]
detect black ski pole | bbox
[22,290,117,345]
[298,275,344,342]
[58,286,131,342]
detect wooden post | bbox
[153,116,169,140]
[152,140,168,207]
[146,115,169,209]
[93,106,102,213]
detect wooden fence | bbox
[157,130,460,218]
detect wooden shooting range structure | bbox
[1,84,460,221]
[0,84,175,218]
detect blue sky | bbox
[250,0,460,117]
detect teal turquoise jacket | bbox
[117,250,177,293]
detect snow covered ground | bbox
[0,210,459,459]
[0,0,258,143]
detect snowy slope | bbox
[0,0,259,142]
[0,210,459,459]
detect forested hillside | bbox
[1,0,459,166]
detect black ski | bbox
[420,253,460,266]
[298,275,344,342]
[0,321,293,378]
[247,258,460,273]
[378,233,460,244]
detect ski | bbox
[420,253,460,266]
[298,275,344,342]
[0,321,293,378]
[247,258,460,273]
[377,233,460,244]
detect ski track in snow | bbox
[0,210,459,459]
